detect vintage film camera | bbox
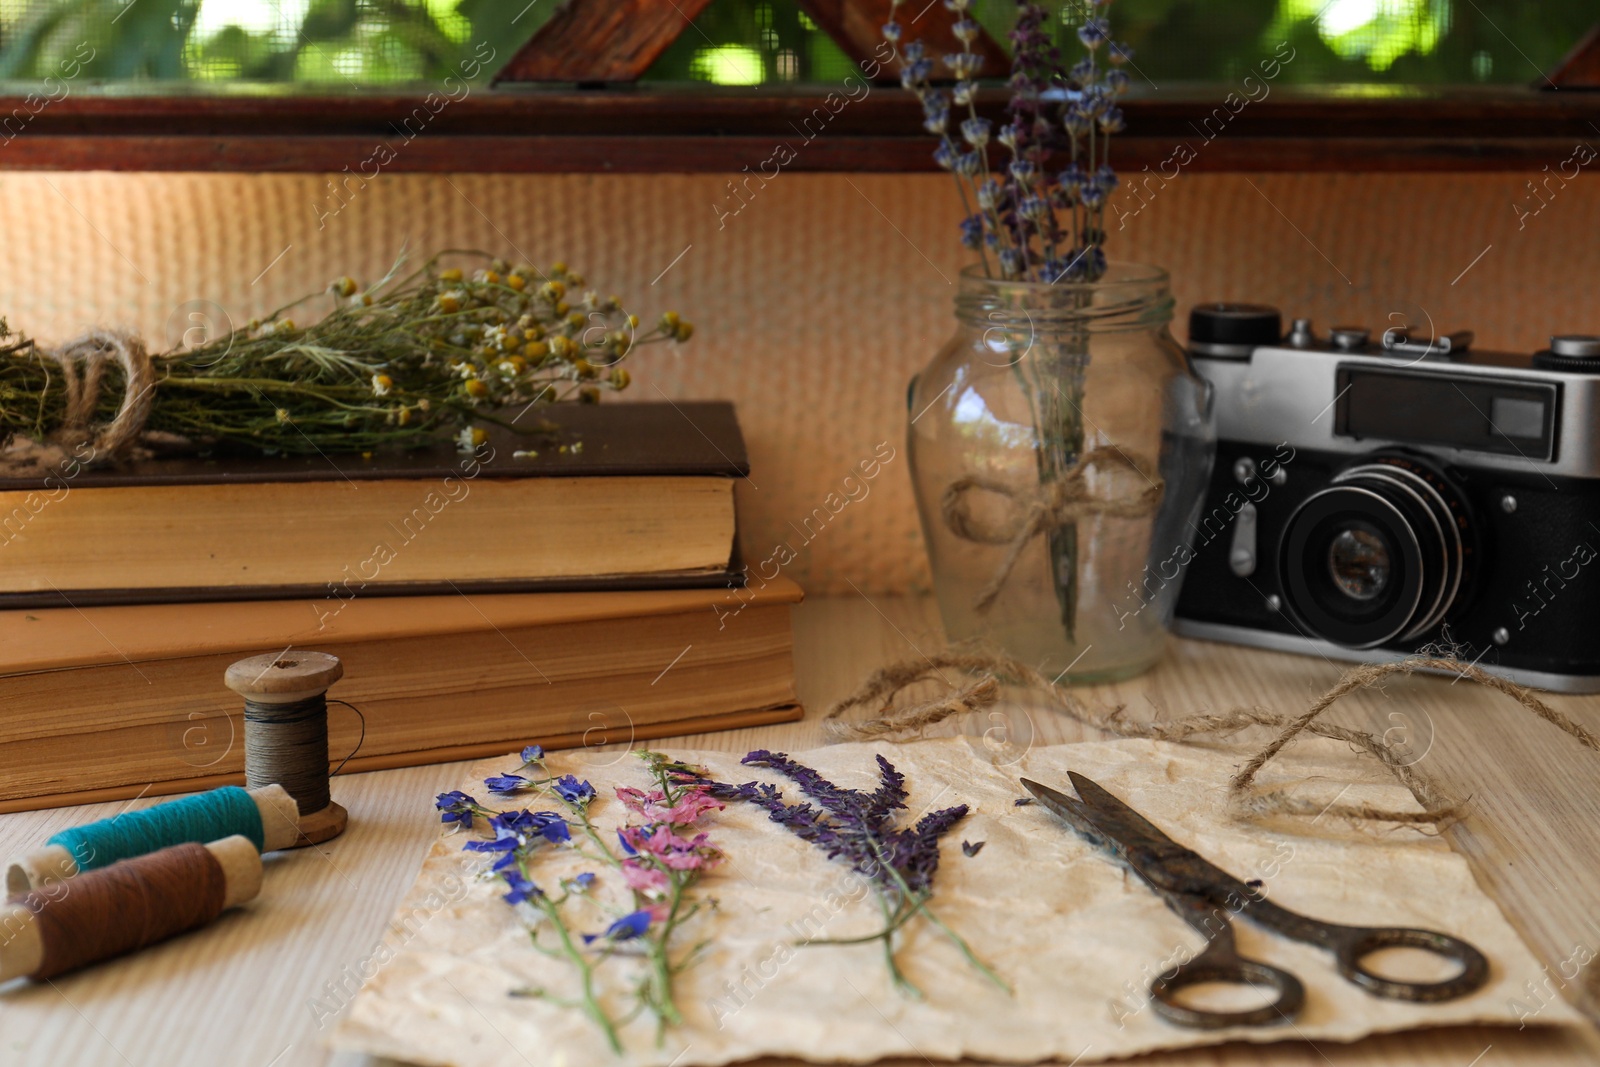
[1172,303,1600,692]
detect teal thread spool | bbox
[4,784,298,895]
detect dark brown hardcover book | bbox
[0,401,748,608]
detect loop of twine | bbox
[823,649,1600,827]
[1,331,156,474]
[941,445,1165,614]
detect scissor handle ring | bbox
[1332,926,1489,1001]
[1150,956,1306,1029]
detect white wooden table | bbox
[3,596,1599,1067]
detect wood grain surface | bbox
[2,595,1598,1066]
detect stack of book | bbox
[0,402,801,812]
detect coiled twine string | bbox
[242,694,365,818]
[44,786,264,874]
[23,843,226,979]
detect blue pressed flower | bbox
[484,773,530,794]
[502,869,541,905]
[572,871,596,891]
[435,790,479,827]
[1077,17,1110,50]
[882,20,902,42]
[617,828,638,855]
[554,775,596,806]
[503,809,572,844]
[583,909,652,944]
[520,745,545,765]
[959,116,992,147]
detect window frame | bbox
[0,85,1595,172]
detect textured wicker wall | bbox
[1,171,1596,594]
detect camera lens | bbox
[1327,526,1390,601]
[1279,456,1468,649]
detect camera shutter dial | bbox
[1533,335,1600,371]
[1188,304,1281,357]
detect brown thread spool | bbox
[0,836,261,982]
[226,651,349,846]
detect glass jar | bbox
[907,263,1215,684]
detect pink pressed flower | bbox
[620,858,670,898]
[660,788,724,826]
[616,786,667,816]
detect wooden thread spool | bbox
[5,784,299,895]
[0,835,261,982]
[225,650,348,846]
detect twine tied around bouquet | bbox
[0,332,156,473]
[942,446,1165,614]
[823,648,1600,827]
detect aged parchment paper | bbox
[332,738,1581,1066]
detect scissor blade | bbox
[1019,778,1105,841]
[1064,771,1250,898]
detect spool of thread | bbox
[0,835,262,982]
[5,784,299,896]
[225,650,349,845]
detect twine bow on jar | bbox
[940,445,1166,614]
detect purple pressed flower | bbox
[436,790,479,828]
[493,808,572,845]
[519,745,545,764]
[617,827,637,855]
[485,773,530,794]
[583,909,652,944]
[571,871,596,891]
[554,775,596,806]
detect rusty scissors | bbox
[1020,773,1489,1029]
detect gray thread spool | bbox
[225,651,349,846]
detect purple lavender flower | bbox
[882,20,903,42]
[1109,41,1134,66]
[944,52,983,79]
[922,91,950,135]
[960,215,985,250]
[1107,69,1130,94]
[1077,17,1110,50]
[705,752,967,901]
[960,116,992,147]
[1098,106,1126,134]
